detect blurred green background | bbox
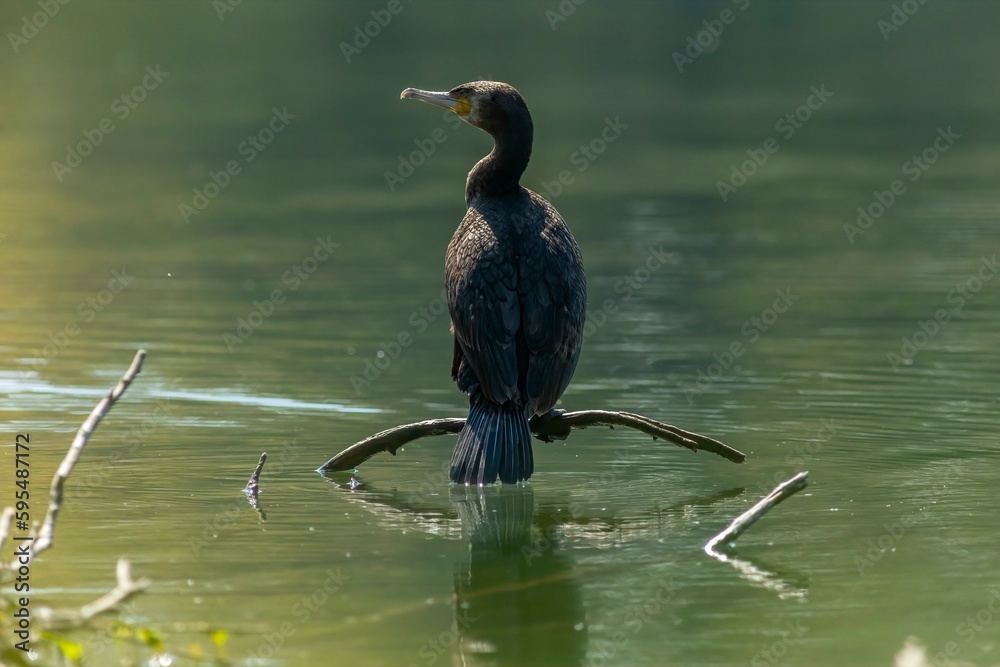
[2,1,999,665]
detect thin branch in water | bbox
[535,410,743,462]
[32,350,147,561]
[702,472,810,600]
[704,471,808,556]
[318,418,466,473]
[0,351,153,636]
[38,558,151,630]
[1,350,147,573]
[245,452,267,496]
[244,452,268,517]
[318,410,744,473]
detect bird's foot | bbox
[530,409,572,442]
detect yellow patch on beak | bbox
[453,96,472,117]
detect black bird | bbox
[401,81,587,485]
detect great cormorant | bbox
[401,81,587,485]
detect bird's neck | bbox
[465,125,532,205]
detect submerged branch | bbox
[0,352,153,640]
[537,410,743,462]
[38,558,151,630]
[33,350,147,560]
[319,418,466,472]
[244,452,268,517]
[702,471,810,600]
[704,471,809,555]
[245,452,267,496]
[1,350,147,574]
[318,409,744,473]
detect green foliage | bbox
[138,627,165,652]
[211,628,228,647]
[0,645,34,667]
[1,605,236,667]
[46,632,84,664]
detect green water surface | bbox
[2,2,999,666]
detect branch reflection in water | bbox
[320,472,804,665]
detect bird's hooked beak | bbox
[400,88,472,117]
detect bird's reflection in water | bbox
[449,485,586,667]
[323,474,798,665]
[327,477,587,666]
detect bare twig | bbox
[30,350,147,560]
[318,410,743,473]
[245,452,267,496]
[318,418,466,472]
[704,471,808,555]
[701,472,810,600]
[245,452,268,517]
[537,410,743,462]
[38,558,151,630]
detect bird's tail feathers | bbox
[450,393,533,485]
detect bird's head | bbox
[401,81,531,138]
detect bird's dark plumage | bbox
[401,81,586,485]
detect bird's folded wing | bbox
[446,212,521,405]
